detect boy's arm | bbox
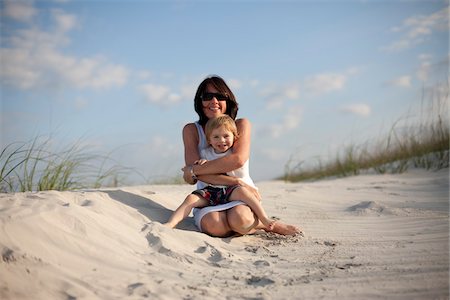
[197,174,261,201]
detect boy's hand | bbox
[194,159,208,165]
[237,178,261,201]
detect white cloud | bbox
[284,106,302,129]
[265,96,284,110]
[180,82,198,99]
[262,82,300,109]
[382,7,449,52]
[417,61,432,82]
[227,78,242,90]
[137,70,152,80]
[284,83,301,99]
[259,147,289,161]
[386,75,412,88]
[340,104,371,117]
[141,84,170,103]
[263,69,356,109]
[0,3,129,90]
[303,73,346,95]
[52,9,77,33]
[74,97,88,111]
[3,0,36,22]
[267,105,303,138]
[249,79,260,88]
[416,54,449,83]
[140,83,181,105]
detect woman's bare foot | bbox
[266,220,303,236]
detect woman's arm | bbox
[197,173,261,200]
[189,118,251,177]
[182,123,201,184]
[196,174,239,186]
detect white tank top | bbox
[194,122,208,152]
[194,122,208,189]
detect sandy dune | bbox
[1,169,448,299]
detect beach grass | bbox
[0,136,131,193]
[283,90,449,182]
[149,175,185,185]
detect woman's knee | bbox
[227,205,258,234]
[201,212,233,237]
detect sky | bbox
[1,0,449,184]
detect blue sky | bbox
[1,0,448,183]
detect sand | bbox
[0,169,448,299]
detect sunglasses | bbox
[201,92,229,102]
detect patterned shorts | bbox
[192,185,240,206]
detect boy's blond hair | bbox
[205,115,239,144]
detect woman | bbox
[182,75,301,237]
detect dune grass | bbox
[283,90,449,182]
[149,175,185,185]
[0,136,131,193]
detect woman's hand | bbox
[181,165,197,185]
[182,159,208,185]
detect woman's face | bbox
[202,84,227,120]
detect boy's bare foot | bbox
[163,222,175,228]
[266,221,303,236]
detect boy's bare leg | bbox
[229,186,273,228]
[165,194,208,228]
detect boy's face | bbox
[209,126,234,153]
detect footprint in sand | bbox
[246,275,275,286]
[347,200,392,216]
[195,243,224,263]
[80,199,93,207]
[146,232,172,255]
[253,260,270,267]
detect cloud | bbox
[262,68,357,109]
[259,147,289,161]
[0,3,129,90]
[51,9,77,33]
[340,104,371,117]
[386,75,412,88]
[227,78,242,90]
[179,82,198,100]
[382,7,449,52]
[3,0,36,22]
[140,83,181,105]
[263,82,301,109]
[303,73,346,95]
[416,53,449,83]
[74,97,88,111]
[267,105,303,138]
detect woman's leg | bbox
[200,211,234,237]
[227,204,303,236]
[226,205,263,235]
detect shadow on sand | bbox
[105,189,197,232]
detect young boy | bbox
[165,115,290,233]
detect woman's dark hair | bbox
[194,75,239,125]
